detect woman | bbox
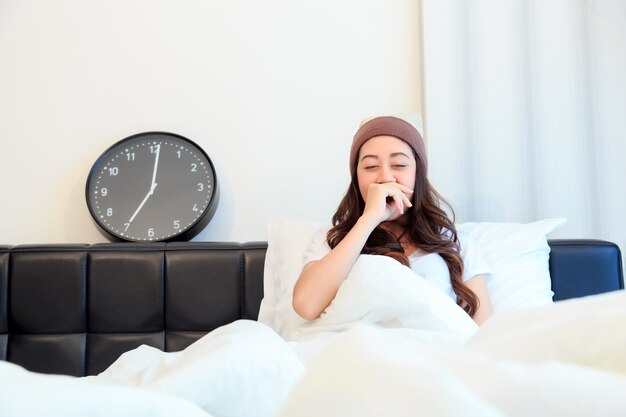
[292,115,493,325]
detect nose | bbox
[376,165,396,184]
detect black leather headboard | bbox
[0,239,623,377]
[0,242,267,377]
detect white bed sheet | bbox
[2,255,625,417]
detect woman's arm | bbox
[292,183,413,321]
[464,274,493,325]
[292,215,378,320]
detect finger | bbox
[383,192,399,208]
[402,193,413,208]
[385,187,412,209]
[391,192,404,214]
[391,183,414,194]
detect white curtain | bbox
[421,0,626,269]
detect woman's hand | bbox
[293,183,412,321]
[362,182,413,224]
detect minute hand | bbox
[151,144,161,187]
[128,144,161,224]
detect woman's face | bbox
[356,135,417,207]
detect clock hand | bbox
[151,144,161,187]
[128,144,161,224]
[128,182,157,223]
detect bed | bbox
[0,218,624,416]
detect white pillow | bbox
[258,217,329,338]
[457,218,565,313]
[259,217,565,338]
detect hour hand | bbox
[128,145,160,224]
[128,182,157,223]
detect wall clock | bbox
[86,132,219,242]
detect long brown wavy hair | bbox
[327,147,479,317]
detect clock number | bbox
[190,163,197,172]
[108,167,119,176]
[100,188,108,197]
[177,150,182,158]
[106,208,113,216]
[150,145,159,154]
[197,183,204,191]
[148,228,155,238]
[192,204,199,212]
[124,223,130,231]
[126,152,135,161]
[173,220,180,230]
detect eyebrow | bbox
[359,152,411,162]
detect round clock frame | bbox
[85,132,219,242]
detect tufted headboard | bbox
[0,240,623,377]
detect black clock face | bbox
[86,132,219,242]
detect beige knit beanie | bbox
[349,115,427,174]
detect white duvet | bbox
[2,255,625,417]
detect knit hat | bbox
[349,115,427,174]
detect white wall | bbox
[0,0,422,244]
